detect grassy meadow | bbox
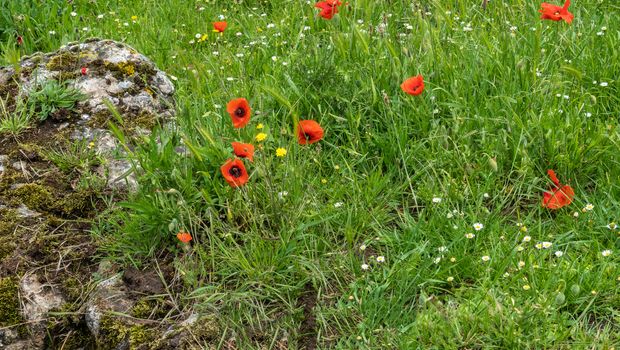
[2,0,620,348]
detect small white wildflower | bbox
[236,53,244,58]
[483,193,490,199]
[195,33,202,39]
[446,212,453,219]
[359,244,366,251]
[361,263,370,270]
[226,77,234,81]
[278,191,288,200]
[523,235,531,243]
[433,257,442,264]
[585,112,592,118]
[432,197,442,203]
[465,233,475,239]
[334,202,344,208]
[473,223,484,231]
[446,276,454,282]
[518,261,525,268]
[554,251,564,257]
[48,30,56,35]
[97,14,104,19]
[266,23,275,28]
[212,51,219,56]
[602,250,612,257]
[542,241,552,249]
[271,56,277,61]
[573,211,579,218]
[481,255,490,262]
[70,11,77,17]
[377,256,385,263]
[218,14,226,20]
[599,82,608,87]
[584,203,594,211]
[596,31,604,36]
[606,222,617,230]
[438,246,447,253]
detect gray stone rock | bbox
[0,154,7,173]
[3,38,175,122]
[85,263,135,339]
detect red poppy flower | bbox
[401,75,425,96]
[315,0,343,20]
[542,169,575,210]
[177,231,192,243]
[213,21,228,33]
[221,158,249,187]
[226,98,251,128]
[232,142,255,162]
[81,67,88,75]
[539,0,574,24]
[296,120,324,145]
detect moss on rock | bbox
[0,208,19,260]
[10,183,53,211]
[98,314,156,350]
[0,277,23,328]
[46,51,80,72]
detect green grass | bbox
[3,0,620,348]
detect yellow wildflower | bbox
[276,148,287,157]
[255,133,267,142]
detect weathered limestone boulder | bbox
[1,38,174,121]
[0,39,175,349]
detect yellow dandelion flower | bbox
[276,148,287,157]
[255,133,267,142]
[131,15,138,21]
[256,123,264,129]
[321,179,327,184]
[522,285,531,290]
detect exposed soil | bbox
[297,282,318,350]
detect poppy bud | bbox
[17,36,23,45]
[81,67,88,75]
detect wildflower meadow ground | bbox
[2,0,620,348]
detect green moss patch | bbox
[0,277,23,327]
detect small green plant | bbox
[27,80,85,121]
[42,139,102,174]
[0,97,33,137]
